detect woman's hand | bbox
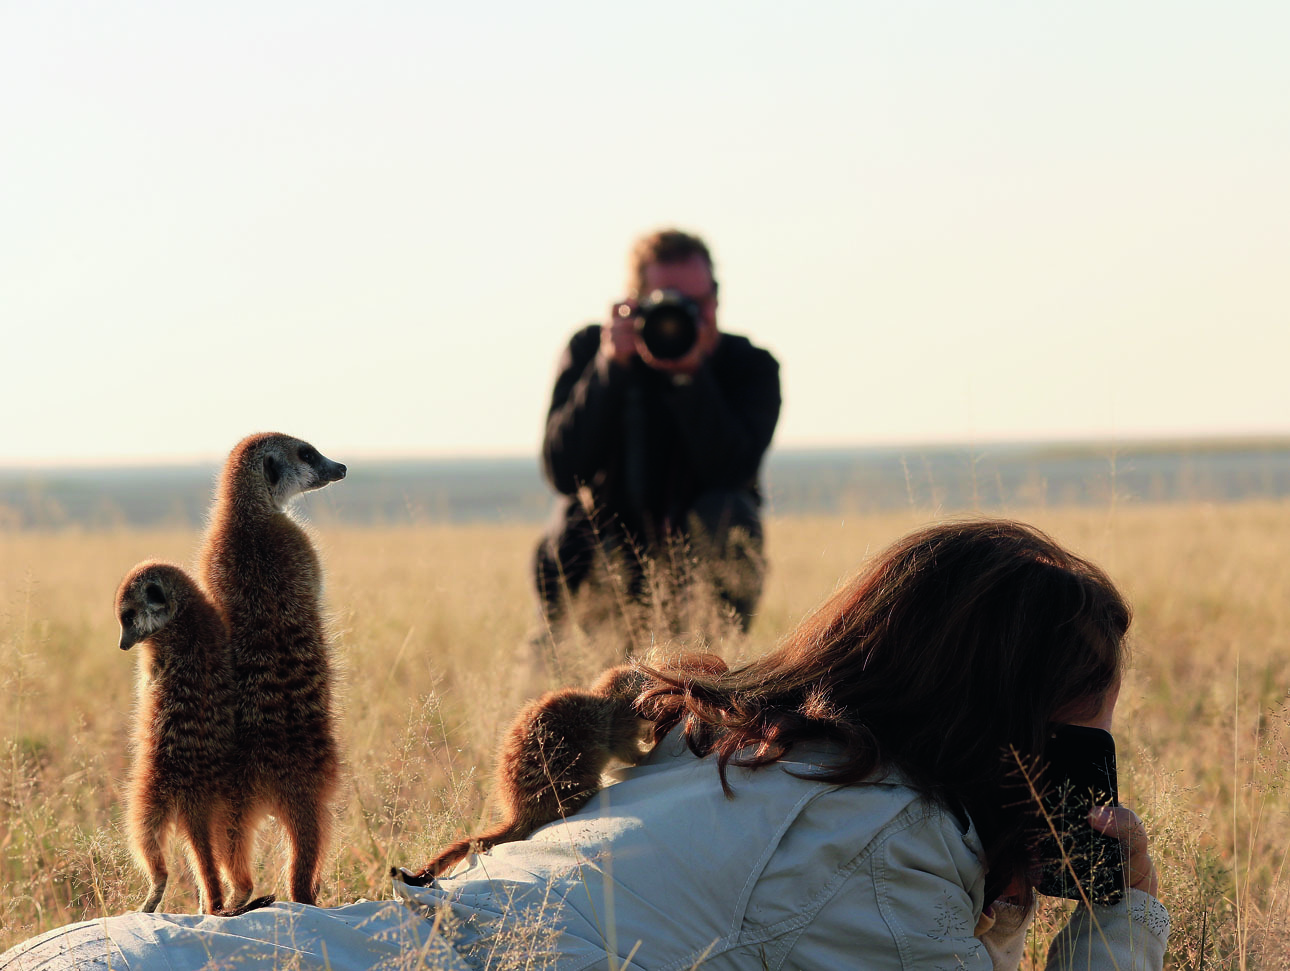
[1089,805,1159,898]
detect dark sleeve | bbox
[662,341,781,489]
[541,325,626,496]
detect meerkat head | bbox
[116,562,190,651]
[227,433,347,510]
[590,664,649,703]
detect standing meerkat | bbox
[117,560,239,915]
[395,664,658,885]
[198,432,346,907]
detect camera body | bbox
[633,289,700,361]
[1033,724,1125,905]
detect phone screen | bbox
[1033,725,1125,905]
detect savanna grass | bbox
[2,503,1289,967]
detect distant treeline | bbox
[2,440,1290,530]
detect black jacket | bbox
[542,324,781,538]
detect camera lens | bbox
[635,290,699,361]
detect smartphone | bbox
[1033,724,1125,905]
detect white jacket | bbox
[397,730,1170,970]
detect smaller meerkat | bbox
[117,561,242,915]
[395,665,657,886]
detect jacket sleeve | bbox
[541,326,624,496]
[1043,890,1170,971]
[661,343,781,489]
[977,890,1170,971]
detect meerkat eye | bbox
[299,446,318,464]
[121,609,136,627]
[144,583,167,607]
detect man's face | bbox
[642,254,718,331]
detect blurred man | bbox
[534,229,781,640]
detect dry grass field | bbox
[2,502,1288,967]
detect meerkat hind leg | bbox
[135,827,169,914]
[131,798,172,914]
[282,794,329,905]
[183,813,226,915]
[219,801,261,910]
[212,800,277,917]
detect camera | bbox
[633,289,700,361]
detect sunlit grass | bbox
[2,503,1288,967]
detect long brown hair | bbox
[641,519,1130,903]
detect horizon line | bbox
[3,431,1290,472]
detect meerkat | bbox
[197,432,346,908]
[117,560,240,915]
[395,664,656,886]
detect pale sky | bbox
[2,1,1287,466]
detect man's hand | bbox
[599,301,638,368]
[600,295,721,376]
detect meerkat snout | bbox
[259,437,347,508]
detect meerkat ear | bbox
[263,454,282,488]
[144,582,168,608]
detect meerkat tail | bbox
[214,894,277,918]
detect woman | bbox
[2,520,1168,970]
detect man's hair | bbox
[627,228,718,297]
[640,519,1130,906]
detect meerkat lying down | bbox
[395,654,731,885]
[395,665,654,885]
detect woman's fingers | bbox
[1088,805,1159,898]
